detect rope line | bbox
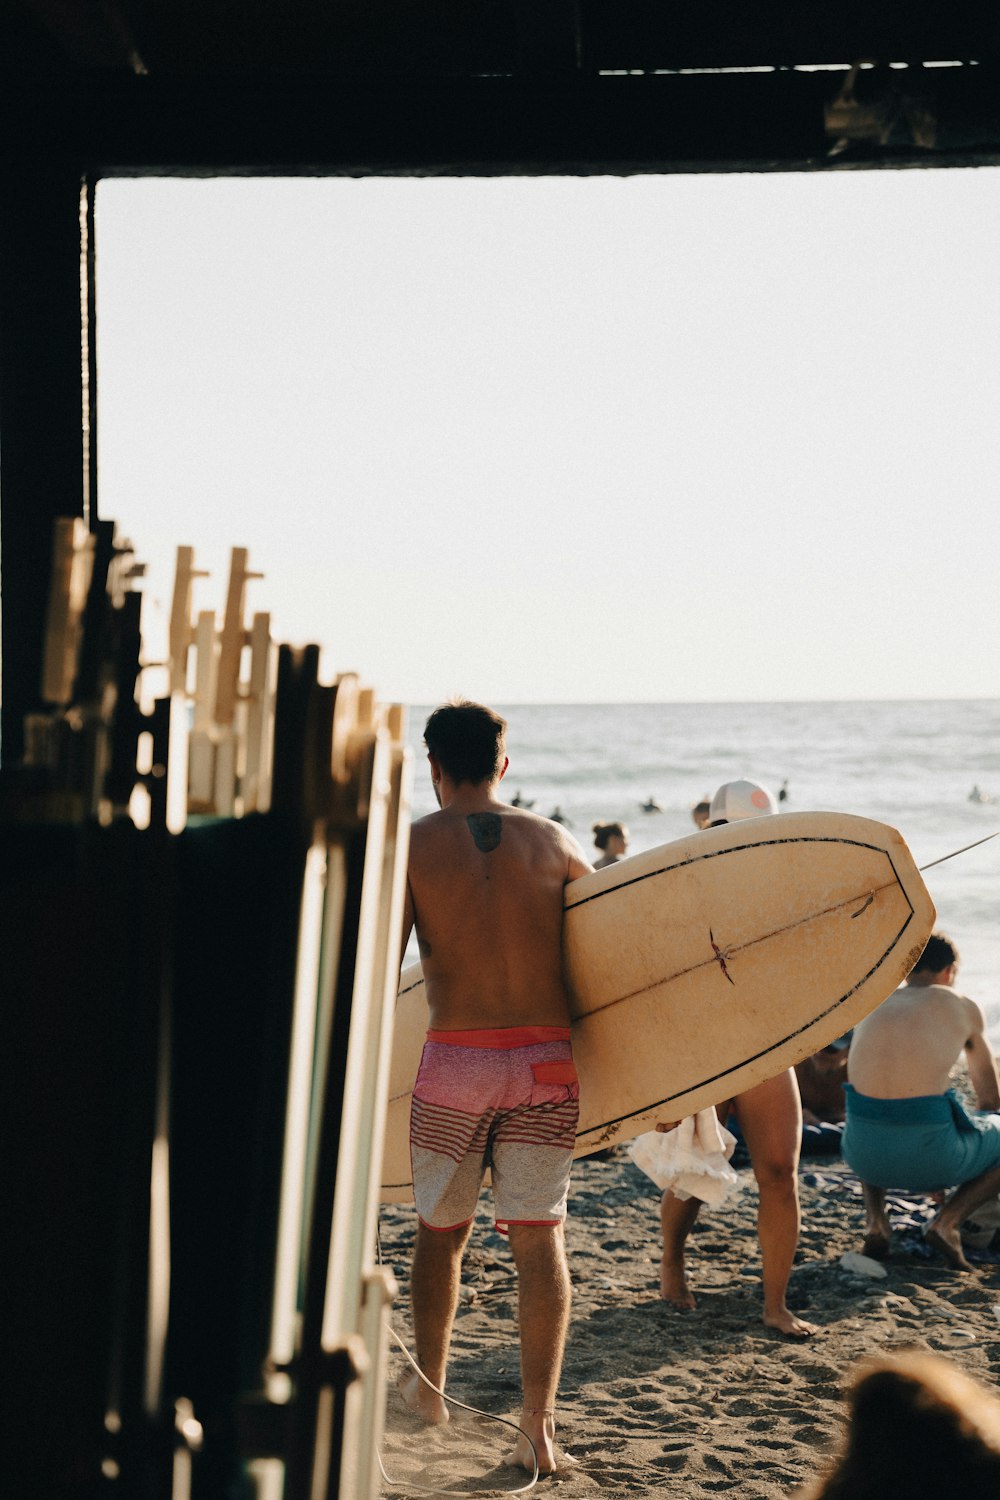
[919,830,998,872]
[378,1322,539,1497]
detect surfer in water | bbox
[399,700,593,1472]
[658,778,819,1338]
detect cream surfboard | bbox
[381,810,935,1203]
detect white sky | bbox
[96,170,1000,706]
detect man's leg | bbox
[505,1223,572,1474]
[861,1182,892,1259]
[736,1070,817,1337]
[659,1191,702,1307]
[400,1220,473,1423]
[925,1162,1000,1271]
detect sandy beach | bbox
[378,1148,1000,1497]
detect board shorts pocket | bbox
[530,1057,580,1105]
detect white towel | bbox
[628,1110,742,1208]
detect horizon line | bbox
[405,694,999,709]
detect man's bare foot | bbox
[505,1408,559,1474]
[862,1228,892,1260]
[764,1306,819,1338]
[397,1369,449,1425]
[660,1257,696,1309]
[924,1223,972,1272]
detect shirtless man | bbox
[398,701,592,1473]
[842,932,1000,1270]
[659,778,818,1338]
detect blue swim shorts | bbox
[842,1084,1000,1191]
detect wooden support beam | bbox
[0,167,92,764]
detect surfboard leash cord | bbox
[378,1321,539,1496]
[919,829,998,873]
[374,1215,540,1495]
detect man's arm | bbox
[399,881,415,975]
[964,1005,1000,1111]
[562,830,594,883]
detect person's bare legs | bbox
[861,1182,892,1259]
[925,1162,1000,1271]
[657,1099,733,1308]
[736,1071,818,1337]
[400,1220,473,1423]
[659,1191,702,1307]
[504,1223,572,1474]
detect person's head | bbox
[593,821,628,856]
[691,797,712,831]
[708,778,778,827]
[910,932,960,983]
[423,700,508,791]
[796,1352,1000,1500]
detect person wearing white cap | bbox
[708,777,778,823]
[658,778,818,1337]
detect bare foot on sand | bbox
[764,1307,819,1338]
[398,1369,449,1425]
[505,1409,576,1475]
[862,1229,892,1260]
[660,1258,696,1309]
[924,1223,972,1272]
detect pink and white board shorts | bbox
[410,1025,580,1233]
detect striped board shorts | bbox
[410,1025,580,1233]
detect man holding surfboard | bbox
[398,700,592,1473]
[659,778,819,1338]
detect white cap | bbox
[709,778,778,824]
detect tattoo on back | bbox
[467,812,502,853]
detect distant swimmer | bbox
[641,796,663,814]
[969,785,993,805]
[778,779,790,804]
[550,806,572,826]
[690,795,712,831]
[592,821,629,869]
[511,789,536,809]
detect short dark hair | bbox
[424,700,507,786]
[913,933,960,974]
[592,821,626,850]
[798,1353,1000,1500]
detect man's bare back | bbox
[849,982,996,1102]
[405,791,591,1031]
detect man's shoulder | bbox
[408,809,452,856]
[500,804,561,832]
[409,809,445,838]
[502,806,588,854]
[924,983,976,1010]
[906,985,981,1030]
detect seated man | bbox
[795,1034,850,1127]
[842,932,1000,1269]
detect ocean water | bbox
[405,700,1000,1044]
